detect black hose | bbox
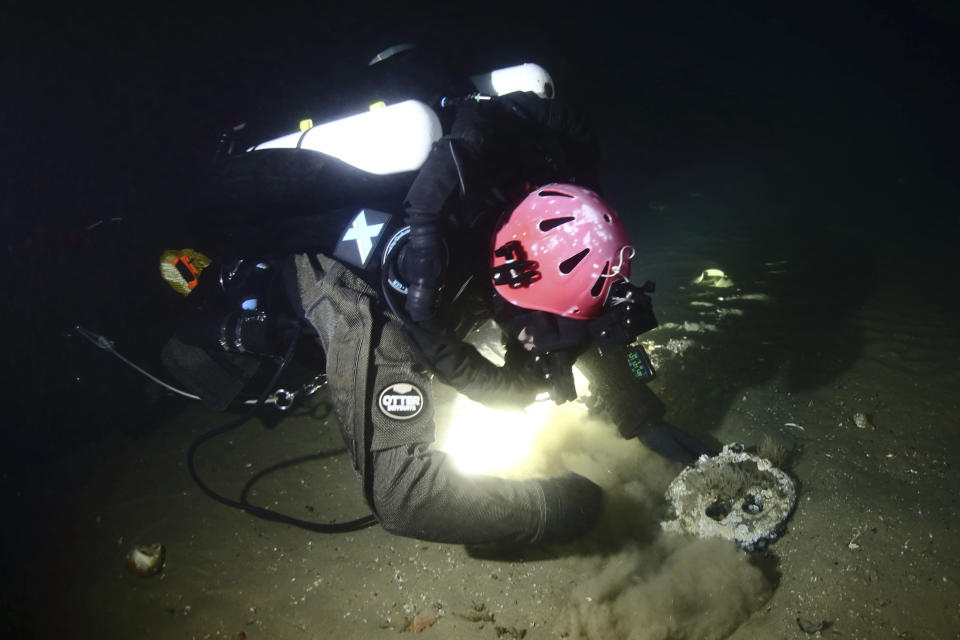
[186,327,378,533]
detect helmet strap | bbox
[600,245,636,279]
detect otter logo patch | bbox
[378,383,424,420]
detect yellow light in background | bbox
[369,101,386,110]
[435,367,592,476]
[299,118,313,132]
[693,267,733,288]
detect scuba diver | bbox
[161,47,714,545]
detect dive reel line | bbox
[72,324,378,533]
[72,325,321,409]
[186,326,377,533]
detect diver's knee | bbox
[537,472,605,544]
[369,447,420,537]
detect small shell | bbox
[852,412,875,430]
[409,603,441,632]
[126,543,166,577]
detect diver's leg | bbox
[370,444,602,545]
[294,254,604,544]
[368,317,602,545]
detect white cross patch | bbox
[342,210,384,264]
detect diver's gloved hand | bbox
[536,472,604,544]
[405,281,443,329]
[403,240,445,328]
[538,351,578,404]
[623,422,717,465]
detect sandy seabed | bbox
[9,193,960,640]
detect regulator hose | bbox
[186,326,378,533]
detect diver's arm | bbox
[402,99,495,327]
[402,323,546,409]
[402,139,466,327]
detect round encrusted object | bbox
[661,444,797,551]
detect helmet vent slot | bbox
[538,216,575,232]
[538,190,575,198]
[559,248,590,274]
[590,263,610,297]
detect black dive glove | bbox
[503,340,578,404]
[622,422,718,465]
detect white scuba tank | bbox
[248,62,555,175]
[250,100,443,175]
[469,62,555,100]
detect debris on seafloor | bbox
[662,337,694,356]
[848,528,864,551]
[408,603,443,632]
[852,412,875,430]
[693,268,734,288]
[455,602,496,626]
[453,601,527,637]
[796,617,830,634]
[125,543,165,577]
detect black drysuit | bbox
[291,92,609,544]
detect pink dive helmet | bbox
[490,183,634,319]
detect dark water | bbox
[4,2,959,638]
